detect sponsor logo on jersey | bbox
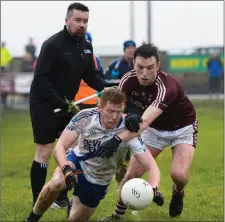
[66,125,77,131]
[86,129,113,138]
[83,139,101,153]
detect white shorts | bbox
[141,120,198,150]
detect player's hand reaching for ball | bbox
[153,187,164,206]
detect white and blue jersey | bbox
[65,108,147,186]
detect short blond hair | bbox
[100,88,126,107]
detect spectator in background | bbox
[1,42,13,72]
[207,52,223,99]
[1,42,13,108]
[104,40,136,87]
[74,32,104,110]
[21,52,34,72]
[25,37,36,61]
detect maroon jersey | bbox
[119,70,196,131]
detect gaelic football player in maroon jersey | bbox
[100,42,198,220]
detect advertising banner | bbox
[168,55,224,72]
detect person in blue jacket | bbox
[207,52,223,98]
[104,40,136,87]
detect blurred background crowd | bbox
[0,1,224,110]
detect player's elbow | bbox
[53,147,59,160]
[53,144,63,161]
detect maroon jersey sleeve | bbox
[151,75,177,111]
[118,71,135,94]
[118,75,129,94]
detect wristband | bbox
[62,164,70,173]
[152,186,159,192]
[114,135,122,143]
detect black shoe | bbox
[24,212,42,222]
[169,185,184,217]
[67,198,73,218]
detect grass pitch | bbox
[1,100,224,221]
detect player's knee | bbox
[50,177,65,192]
[35,143,53,163]
[123,170,140,182]
[170,169,188,184]
[122,171,133,182]
[39,152,51,163]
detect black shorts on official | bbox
[30,103,73,144]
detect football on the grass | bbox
[121,178,154,211]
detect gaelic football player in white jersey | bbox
[25,88,164,222]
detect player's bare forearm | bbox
[119,106,163,141]
[146,164,160,188]
[53,129,79,169]
[141,105,163,126]
[53,142,69,169]
[135,151,160,188]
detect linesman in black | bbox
[29,2,104,207]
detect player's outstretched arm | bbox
[134,151,160,188]
[134,151,164,206]
[53,129,83,190]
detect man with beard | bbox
[29,2,104,208]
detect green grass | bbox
[1,101,224,221]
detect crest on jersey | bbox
[71,117,78,123]
[84,49,92,54]
[141,92,147,100]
